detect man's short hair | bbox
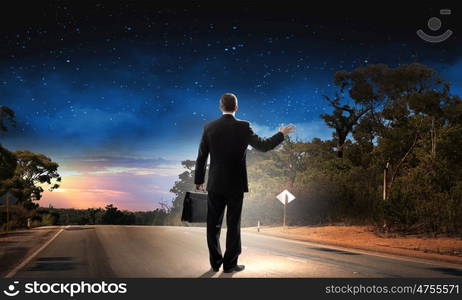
[220,93,238,112]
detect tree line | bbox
[33,204,169,226]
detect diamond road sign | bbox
[276,189,295,205]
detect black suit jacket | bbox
[194,114,285,194]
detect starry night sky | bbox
[0,2,461,210]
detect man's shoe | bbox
[223,265,245,273]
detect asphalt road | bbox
[11,225,462,278]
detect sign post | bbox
[383,161,389,201]
[6,194,9,232]
[1,192,17,232]
[276,190,295,228]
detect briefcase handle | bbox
[191,189,208,194]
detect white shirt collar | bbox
[222,112,236,116]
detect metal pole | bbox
[6,194,10,232]
[257,220,260,232]
[283,194,288,228]
[383,162,389,201]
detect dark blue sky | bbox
[0,2,460,210]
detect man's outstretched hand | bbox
[279,124,296,136]
[196,184,204,191]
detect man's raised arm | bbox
[247,123,295,152]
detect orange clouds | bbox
[39,156,183,211]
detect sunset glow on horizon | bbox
[38,156,184,211]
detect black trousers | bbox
[206,191,244,270]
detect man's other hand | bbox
[196,184,204,191]
[279,124,296,136]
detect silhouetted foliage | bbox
[4,150,61,204]
[34,205,169,226]
[0,106,17,190]
[0,106,15,133]
[0,145,16,182]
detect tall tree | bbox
[0,106,17,188]
[10,150,61,203]
[321,64,391,157]
[0,146,16,183]
[375,64,454,199]
[321,94,371,158]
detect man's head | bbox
[220,93,238,113]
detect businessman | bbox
[194,93,295,273]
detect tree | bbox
[322,63,459,198]
[10,150,61,203]
[374,64,453,199]
[101,204,135,225]
[321,94,371,158]
[0,106,15,133]
[0,106,17,188]
[321,64,391,157]
[0,146,16,183]
[102,204,122,224]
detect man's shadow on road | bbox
[218,271,235,278]
[198,269,236,278]
[198,269,216,278]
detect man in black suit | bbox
[194,93,295,273]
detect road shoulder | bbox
[243,225,462,266]
[0,226,64,277]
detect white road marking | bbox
[286,257,307,263]
[5,225,69,278]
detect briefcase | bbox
[181,191,208,223]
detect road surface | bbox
[10,225,462,278]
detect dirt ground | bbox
[244,225,462,265]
